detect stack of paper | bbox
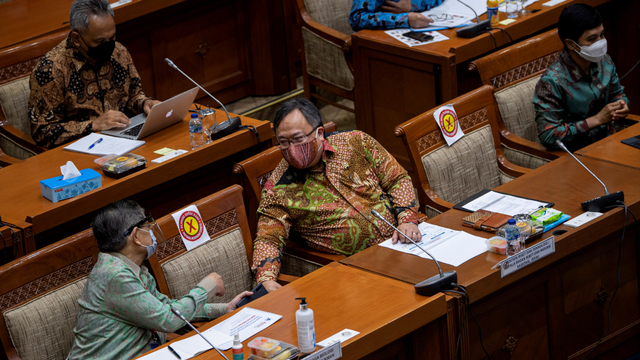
[63,133,145,156]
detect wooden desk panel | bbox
[0,112,271,246]
[575,122,640,170]
[138,263,450,360]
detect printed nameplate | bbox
[500,236,555,278]
[305,341,342,360]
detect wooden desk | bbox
[575,122,640,170]
[138,262,450,360]
[342,155,640,359]
[0,113,272,248]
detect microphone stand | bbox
[170,307,229,360]
[456,0,491,38]
[371,210,457,296]
[165,58,241,140]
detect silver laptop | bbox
[102,87,199,140]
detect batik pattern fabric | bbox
[533,49,628,151]
[252,130,419,283]
[350,0,444,31]
[29,35,152,148]
[67,252,226,360]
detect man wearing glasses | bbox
[252,98,420,292]
[68,200,251,359]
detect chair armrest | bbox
[496,149,532,177]
[284,239,345,265]
[0,151,23,167]
[276,274,299,286]
[297,0,352,55]
[500,130,558,161]
[0,120,47,154]
[421,182,455,213]
[417,212,429,223]
[6,347,22,360]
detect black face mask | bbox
[79,34,115,63]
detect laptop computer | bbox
[102,87,199,140]
[621,134,640,150]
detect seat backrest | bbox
[468,29,563,91]
[0,229,100,360]
[493,75,542,144]
[0,76,35,159]
[302,0,353,35]
[147,185,255,305]
[395,86,506,207]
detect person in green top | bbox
[533,3,630,151]
[67,200,252,360]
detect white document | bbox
[63,133,145,156]
[421,0,488,20]
[211,307,283,349]
[433,104,464,146]
[379,224,487,267]
[171,205,211,251]
[425,12,475,27]
[137,346,192,360]
[463,191,547,216]
[385,29,450,47]
[168,328,231,359]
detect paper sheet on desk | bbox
[63,133,145,156]
[463,191,547,216]
[137,347,192,360]
[385,29,449,47]
[378,222,487,266]
[421,0,488,20]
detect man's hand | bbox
[392,222,421,244]
[262,280,282,293]
[613,100,629,120]
[144,99,162,115]
[408,13,433,29]
[206,272,225,297]
[380,0,411,13]
[587,101,625,128]
[226,291,253,313]
[92,110,130,131]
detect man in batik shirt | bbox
[533,4,629,151]
[350,0,443,31]
[29,0,160,148]
[252,98,420,292]
[68,200,251,359]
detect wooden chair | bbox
[293,0,355,112]
[0,228,100,360]
[468,29,564,168]
[146,185,296,305]
[0,32,63,163]
[0,218,34,264]
[395,85,532,219]
[232,122,344,277]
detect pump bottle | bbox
[295,297,316,353]
[232,332,243,360]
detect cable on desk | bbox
[487,31,498,49]
[441,289,468,360]
[237,124,262,153]
[584,200,637,359]
[489,27,513,43]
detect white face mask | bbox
[572,38,607,62]
[138,229,157,260]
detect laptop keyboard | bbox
[622,135,640,149]
[121,123,144,137]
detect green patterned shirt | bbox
[68,252,226,360]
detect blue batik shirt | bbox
[350,0,444,31]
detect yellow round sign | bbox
[442,114,456,133]
[182,215,200,237]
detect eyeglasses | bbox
[124,214,153,236]
[277,127,319,149]
[428,13,453,21]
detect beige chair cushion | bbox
[0,76,36,160]
[494,76,541,144]
[303,0,353,35]
[502,144,551,169]
[421,125,501,205]
[302,28,354,91]
[4,277,87,360]
[281,252,322,277]
[161,228,252,304]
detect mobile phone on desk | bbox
[403,31,434,42]
[236,283,269,307]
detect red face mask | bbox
[281,128,321,169]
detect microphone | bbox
[165,58,241,140]
[456,0,491,38]
[555,140,624,212]
[170,306,229,360]
[371,210,457,296]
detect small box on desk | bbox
[40,169,102,203]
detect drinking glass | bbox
[199,108,216,144]
[519,0,531,15]
[506,0,519,19]
[512,214,533,249]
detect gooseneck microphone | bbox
[165,58,241,140]
[170,306,229,360]
[455,0,491,38]
[371,210,457,296]
[555,140,624,212]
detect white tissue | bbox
[61,161,82,180]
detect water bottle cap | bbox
[191,113,198,118]
[508,219,516,225]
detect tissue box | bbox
[40,168,102,203]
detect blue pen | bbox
[88,137,103,150]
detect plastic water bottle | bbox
[505,219,521,256]
[189,113,205,150]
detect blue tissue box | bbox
[40,168,102,203]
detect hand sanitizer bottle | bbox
[295,297,316,353]
[232,332,243,360]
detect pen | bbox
[88,137,103,150]
[168,345,181,359]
